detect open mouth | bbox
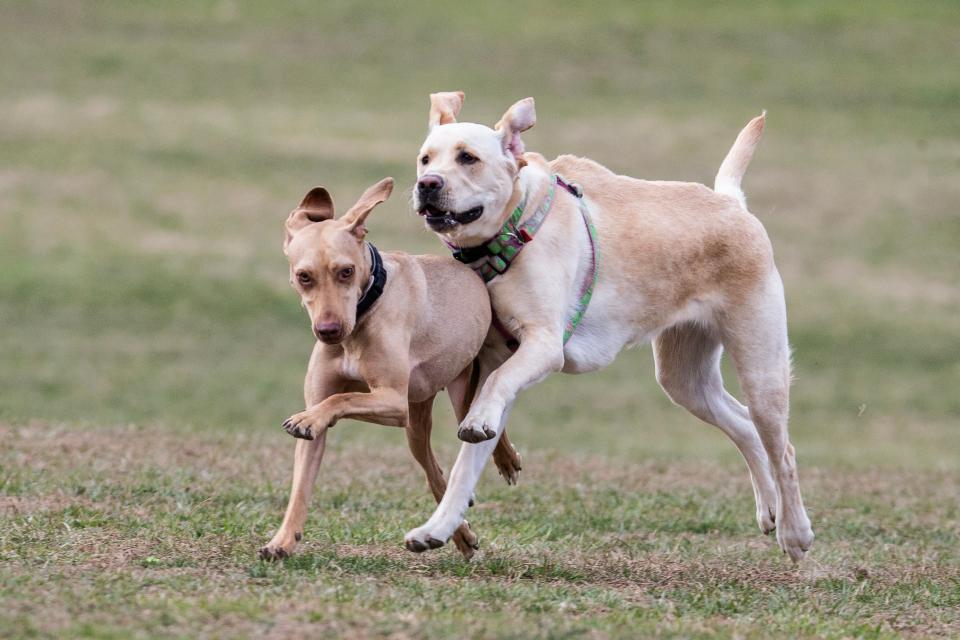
[418,203,484,230]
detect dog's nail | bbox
[468,498,474,508]
[406,539,428,553]
[426,537,444,549]
[259,546,286,561]
[483,427,496,440]
[294,532,302,542]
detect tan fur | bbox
[260,178,521,561]
[428,91,465,129]
[405,95,813,564]
[549,153,773,311]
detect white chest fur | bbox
[337,351,364,381]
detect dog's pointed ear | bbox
[495,97,536,160]
[428,91,465,130]
[342,177,394,239]
[284,187,335,252]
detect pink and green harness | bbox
[447,174,599,350]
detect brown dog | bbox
[259,177,522,561]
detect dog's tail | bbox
[714,111,765,208]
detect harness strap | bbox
[562,187,599,344]
[448,175,558,282]
[356,243,386,318]
[449,174,599,351]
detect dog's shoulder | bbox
[409,253,488,292]
[549,154,616,180]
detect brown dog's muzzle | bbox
[313,320,344,344]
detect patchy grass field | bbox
[1,1,958,638]
[2,424,958,638]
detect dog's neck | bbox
[485,160,553,239]
[513,160,553,227]
[354,242,386,320]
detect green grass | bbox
[1,1,959,637]
[2,425,958,638]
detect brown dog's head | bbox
[414,91,536,245]
[283,178,393,344]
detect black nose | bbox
[417,174,444,196]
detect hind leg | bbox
[406,395,480,559]
[654,322,779,534]
[720,273,814,562]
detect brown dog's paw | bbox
[258,544,289,561]
[259,530,302,561]
[493,442,523,485]
[451,521,479,560]
[282,412,317,440]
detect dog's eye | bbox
[457,151,479,165]
[296,271,312,286]
[338,266,355,281]
[420,155,429,165]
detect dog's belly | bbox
[562,320,648,374]
[408,358,468,403]
[560,291,717,375]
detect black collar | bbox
[356,243,387,318]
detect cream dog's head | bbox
[283,178,393,344]
[413,91,536,245]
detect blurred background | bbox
[2,0,958,468]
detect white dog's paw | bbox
[757,503,777,535]
[457,406,501,443]
[404,523,451,553]
[777,518,814,562]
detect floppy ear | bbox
[428,91,465,130]
[494,97,536,160]
[341,177,394,239]
[283,187,335,252]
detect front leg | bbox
[260,432,327,560]
[405,405,513,553]
[260,348,339,561]
[283,387,408,439]
[458,328,564,443]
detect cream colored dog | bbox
[403,92,814,562]
[259,177,522,561]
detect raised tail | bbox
[714,111,765,208]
